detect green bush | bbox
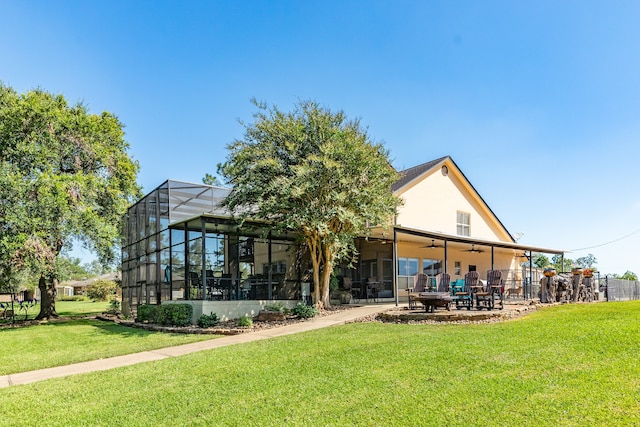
[292,302,318,319]
[106,299,121,315]
[156,304,193,327]
[237,314,253,327]
[197,312,220,328]
[58,295,87,302]
[85,280,118,301]
[136,304,157,322]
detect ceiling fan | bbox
[465,244,484,253]
[422,239,443,249]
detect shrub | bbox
[197,312,220,328]
[292,302,318,319]
[85,280,118,301]
[106,299,121,315]
[58,295,87,302]
[136,304,157,322]
[329,274,340,292]
[156,304,193,327]
[237,314,253,327]
[264,302,289,314]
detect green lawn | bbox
[0,320,215,375]
[1,300,111,322]
[1,302,639,426]
[55,300,112,316]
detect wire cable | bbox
[570,228,640,252]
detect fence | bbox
[604,278,640,302]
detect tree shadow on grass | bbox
[6,318,184,338]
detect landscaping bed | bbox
[98,304,359,335]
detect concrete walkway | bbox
[0,304,394,389]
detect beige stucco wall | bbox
[395,162,511,243]
[396,241,518,282]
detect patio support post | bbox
[528,250,533,300]
[184,227,190,300]
[393,228,398,307]
[491,246,495,271]
[201,217,207,300]
[444,240,448,274]
[268,232,273,300]
[168,227,173,300]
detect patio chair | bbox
[453,271,478,310]
[450,279,464,296]
[366,277,380,302]
[408,273,429,309]
[476,270,502,310]
[414,275,454,313]
[343,277,359,303]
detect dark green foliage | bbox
[292,302,318,319]
[155,304,193,327]
[0,82,141,319]
[218,99,401,307]
[58,295,87,302]
[85,280,117,301]
[196,312,220,328]
[136,304,157,322]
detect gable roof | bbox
[391,156,448,192]
[392,155,516,243]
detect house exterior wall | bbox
[396,241,516,281]
[395,161,512,243]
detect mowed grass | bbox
[55,300,112,316]
[0,320,215,375]
[1,302,639,426]
[0,300,215,374]
[1,300,110,322]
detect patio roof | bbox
[370,225,565,255]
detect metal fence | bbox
[604,278,640,302]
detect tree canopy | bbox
[218,100,401,307]
[615,271,638,281]
[0,83,140,318]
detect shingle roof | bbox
[391,156,449,192]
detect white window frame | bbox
[456,211,470,236]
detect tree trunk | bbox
[35,275,58,320]
[319,259,332,308]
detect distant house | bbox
[121,156,563,320]
[64,272,121,296]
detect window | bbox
[397,257,419,291]
[456,211,470,236]
[397,258,419,277]
[454,261,461,276]
[422,259,442,276]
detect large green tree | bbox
[0,83,140,319]
[219,100,401,307]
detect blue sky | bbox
[2,0,639,275]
